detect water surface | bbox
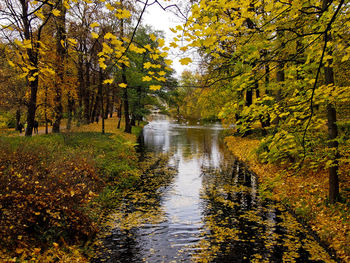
[93,115,335,263]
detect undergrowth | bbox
[0,119,142,262]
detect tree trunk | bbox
[67,96,74,130]
[21,0,38,137]
[99,69,105,134]
[91,89,100,124]
[25,77,38,136]
[123,84,132,133]
[245,89,253,107]
[83,62,91,123]
[77,56,84,126]
[15,108,21,131]
[117,100,122,129]
[44,85,49,134]
[105,88,110,119]
[130,113,136,126]
[322,0,340,203]
[52,0,66,133]
[325,62,339,203]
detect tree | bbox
[174,0,350,202]
[0,0,60,135]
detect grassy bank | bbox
[0,117,143,262]
[225,135,350,262]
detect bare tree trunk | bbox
[105,88,110,119]
[84,62,91,123]
[117,100,122,129]
[44,85,49,134]
[67,96,74,130]
[52,0,66,133]
[21,0,38,137]
[323,0,340,203]
[99,69,105,134]
[15,108,21,131]
[110,88,116,118]
[25,75,38,136]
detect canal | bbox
[93,115,335,263]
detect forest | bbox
[0,0,349,262]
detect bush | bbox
[0,131,140,252]
[0,139,102,250]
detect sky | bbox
[140,0,194,78]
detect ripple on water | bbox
[93,115,337,263]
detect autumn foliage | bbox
[0,120,140,260]
[0,138,100,249]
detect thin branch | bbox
[301,0,344,161]
[107,0,148,74]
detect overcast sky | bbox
[140,1,194,78]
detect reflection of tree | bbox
[195,160,336,262]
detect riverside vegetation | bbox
[0,117,171,262]
[225,134,349,262]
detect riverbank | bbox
[225,135,350,262]
[0,117,144,262]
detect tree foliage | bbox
[171,0,350,203]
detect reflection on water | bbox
[93,115,335,263]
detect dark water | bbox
[93,115,335,263]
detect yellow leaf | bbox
[164,59,172,66]
[104,32,115,40]
[99,58,107,69]
[14,39,22,46]
[105,3,115,11]
[63,0,70,9]
[142,76,152,82]
[170,42,178,48]
[170,28,177,33]
[121,9,131,19]
[102,42,113,54]
[158,71,166,76]
[22,39,32,49]
[91,32,99,39]
[179,57,192,65]
[16,248,24,254]
[180,46,188,52]
[67,38,77,45]
[52,9,61,16]
[143,62,152,69]
[150,34,157,42]
[8,60,15,67]
[90,22,99,28]
[150,54,159,60]
[144,44,153,52]
[176,25,183,31]
[119,83,127,88]
[33,248,41,254]
[103,79,114,84]
[35,10,45,20]
[341,54,349,62]
[28,76,36,82]
[150,85,161,90]
[158,38,165,47]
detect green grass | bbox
[0,129,142,259]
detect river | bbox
[93,114,336,263]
